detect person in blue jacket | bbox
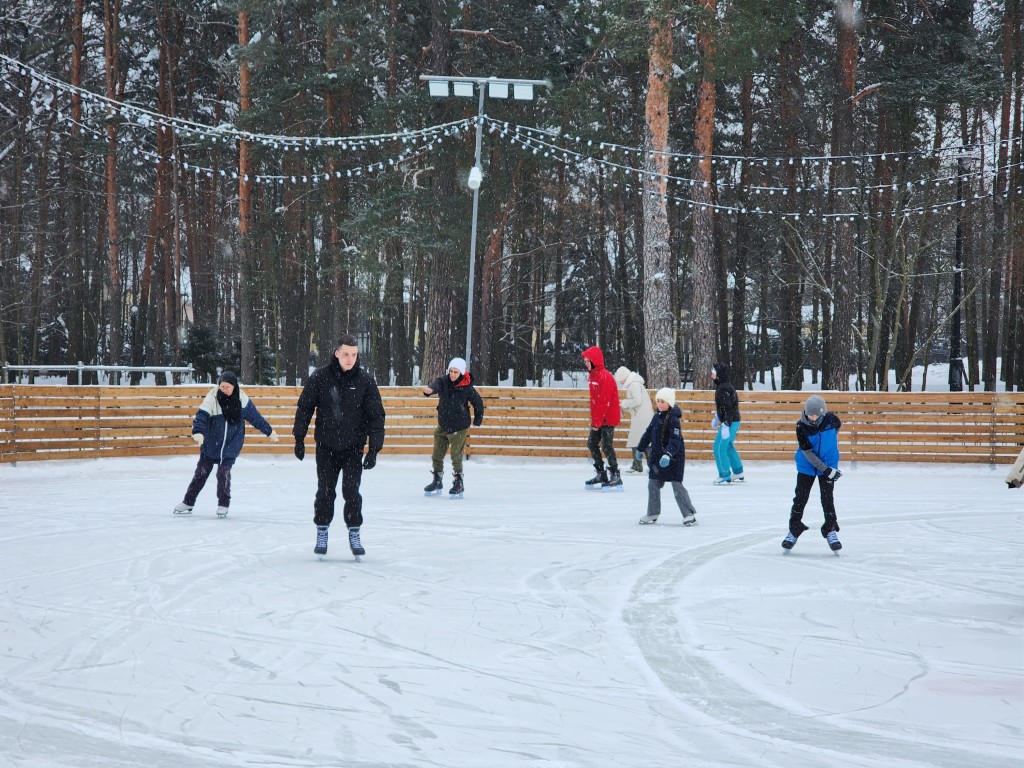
[636,387,698,526]
[782,394,843,552]
[173,371,278,517]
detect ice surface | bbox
[0,454,1020,767]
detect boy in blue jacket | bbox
[782,395,842,552]
[173,371,278,517]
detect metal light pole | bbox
[949,153,971,392]
[421,75,549,368]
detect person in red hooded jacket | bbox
[581,345,623,490]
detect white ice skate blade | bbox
[172,509,192,516]
[424,490,443,497]
[638,518,659,525]
[600,486,624,493]
[448,493,464,500]
[353,555,363,562]
[682,518,697,526]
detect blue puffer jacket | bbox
[794,412,841,476]
[637,405,686,482]
[192,387,272,461]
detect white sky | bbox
[0,453,1020,768]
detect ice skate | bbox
[172,502,193,515]
[348,527,365,561]
[638,514,659,525]
[731,473,745,483]
[826,531,842,554]
[424,471,443,497]
[712,476,733,486]
[626,457,644,475]
[585,467,608,490]
[216,506,229,518]
[681,513,697,526]
[601,470,624,492]
[781,531,798,552]
[314,525,329,558]
[449,473,464,500]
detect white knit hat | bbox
[654,387,676,407]
[448,357,467,375]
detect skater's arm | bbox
[292,377,318,440]
[421,377,444,397]
[796,423,829,473]
[620,381,642,411]
[363,379,386,454]
[241,395,273,436]
[469,386,484,426]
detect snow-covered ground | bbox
[0,454,1020,768]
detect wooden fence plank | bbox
[0,384,1021,464]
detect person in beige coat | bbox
[614,366,655,474]
[1007,446,1024,489]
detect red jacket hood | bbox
[581,346,605,370]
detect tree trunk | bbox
[238,11,256,382]
[690,0,718,390]
[421,0,458,383]
[823,0,859,391]
[103,0,124,366]
[779,30,804,390]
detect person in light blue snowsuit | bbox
[173,371,278,517]
[781,394,843,552]
[711,362,745,484]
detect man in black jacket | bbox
[421,357,484,498]
[293,334,386,558]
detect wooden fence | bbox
[1,384,1022,465]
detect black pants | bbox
[314,445,364,528]
[789,472,839,538]
[184,455,235,507]
[587,425,618,472]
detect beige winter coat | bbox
[614,366,655,448]
[1007,446,1024,489]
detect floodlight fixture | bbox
[452,81,475,97]
[467,166,483,190]
[487,81,510,99]
[513,83,534,101]
[427,80,449,97]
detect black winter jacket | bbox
[713,363,742,425]
[637,405,686,482]
[292,358,386,453]
[425,372,484,433]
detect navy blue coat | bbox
[637,405,686,482]
[192,388,272,462]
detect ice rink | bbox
[1,453,1020,768]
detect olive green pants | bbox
[432,425,469,473]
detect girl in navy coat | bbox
[782,394,843,552]
[173,371,278,517]
[636,387,698,526]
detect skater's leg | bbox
[600,426,618,472]
[448,429,469,474]
[183,456,215,506]
[647,479,663,517]
[630,447,644,473]
[215,458,235,507]
[339,447,365,529]
[712,432,730,481]
[314,446,344,527]
[817,476,839,536]
[670,481,698,518]
[788,472,814,535]
[586,428,603,469]
[724,422,744,475]
[430,425,448,473]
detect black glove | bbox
[294,440,305,461]
[824,467,842,483]
[362,450,377,470]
